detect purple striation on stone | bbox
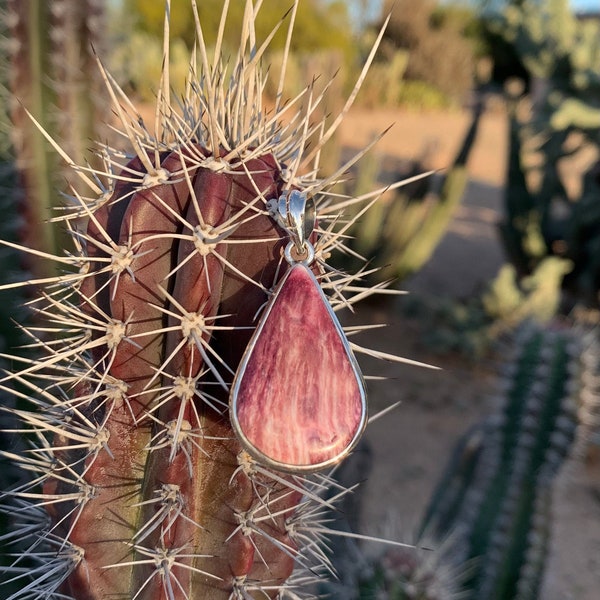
[232,263,366,471]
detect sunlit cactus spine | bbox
[0,1,425,599]
[417,324,581,599]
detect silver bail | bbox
[275,190,315,255]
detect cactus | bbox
[416,324,582,599]
[482,256,573,329]
[495,0,600,305]
[0,1,430,598]
[355,323,594,599]
[356,539,464,600]
[341,94,483,285]
[7,0,107,277]
[0,2,54,592]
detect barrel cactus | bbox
[0,1,423,598]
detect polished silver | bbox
[273,190,315,255]
[284,240,315,266]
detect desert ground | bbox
[337,100,600,599]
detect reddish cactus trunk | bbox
[52,148,300,599]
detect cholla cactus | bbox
[0,1,428,598]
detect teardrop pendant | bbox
[230,258,367,472]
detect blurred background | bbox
[2,1,600,598]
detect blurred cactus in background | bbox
[0,2,29,590]
[495,0,600,307]
[406,0,600,358]
[356,541,463,600]
[356,323,599,599]
[420,325,580,599]
[0,1,432,598]
[1,1,108,588]
[7,0,107,276]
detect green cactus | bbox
[0,2,59,592]
[495,0,600,305]
[341,94,483,285]
[7,0,107,277]
[0,2,429,598]
[417,325,582,599]
[482,256,573,329]
[355,323,594,600]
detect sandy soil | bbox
[337,101,600,599]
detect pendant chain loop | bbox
[269,190,316,262]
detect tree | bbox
[380,0,477,101]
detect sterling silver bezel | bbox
[229,261,368,474]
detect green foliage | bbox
[126,0,194,43]
[261,48,346,175]
[396,80,454,110]
[358,47,410,108]
[482,257,572,325]
[432,1,490,59]
[379,0,477,102]
[403,257,573,359]
[123,0,355,58]
[501,0,579,80]
[109,31,191,101]
[403,294,493,358]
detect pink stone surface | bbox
[233,264,365,470]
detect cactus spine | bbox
[0,1,423,598]
[356,324,591,600]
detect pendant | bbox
[229,191,367,473]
